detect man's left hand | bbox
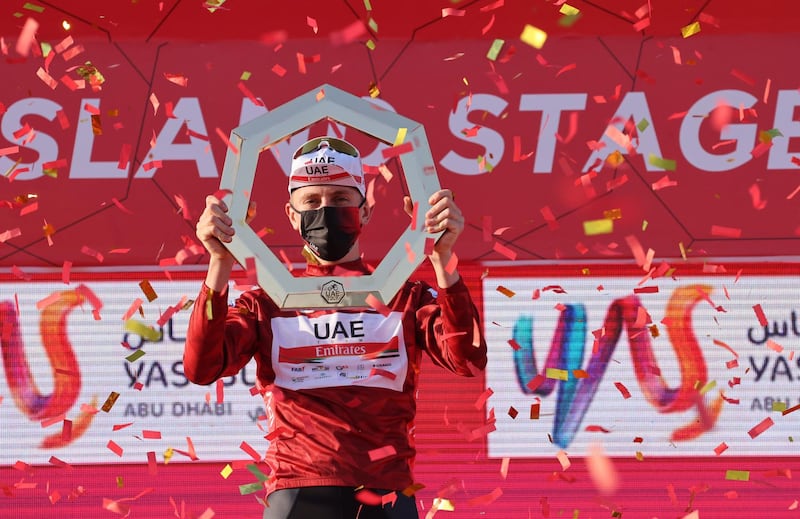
[403,189,463,256]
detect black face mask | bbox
[297,205,363,262]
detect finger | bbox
[426,208,463,234]
[198,215,235,242]
[206,194,228,213]
[212,216,235,239]
[425,206,450,228]
[426,199,462,225]
[206,203,233,226]
[427,189,455,206]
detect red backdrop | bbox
[2,1,800,518]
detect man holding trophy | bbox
[184,136,487,519]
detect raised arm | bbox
[404,188,463,289]
[195,194,240,292]
[184,194,259,385]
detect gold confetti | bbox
[101,391,120,412]
[546,368,568,380]
[520,24,547,49]
[725,470,750,481]
[433,498,455,511]
[606,150,624,167]
[487,39,504,61]
[583,218,614,236]
[496,286,515,298]
[699,380,716,395]
[681,21,701,38]
[393,128,407,146]
[559,4,580,16]
[648,154,677,171]
[368,81,380,98]
[123,319,161,342]
[125,349,145,362]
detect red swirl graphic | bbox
[0,288,97,448]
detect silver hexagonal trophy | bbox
[217,84,442,309]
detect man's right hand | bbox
[197,195,258,262]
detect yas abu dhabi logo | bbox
[511,284,724,449]
[0,286,100,448]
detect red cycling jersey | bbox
[183,259,487,495]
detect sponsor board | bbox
[484,272,800,458]
[0,280,269,465]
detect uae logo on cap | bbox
[320,280,345,304]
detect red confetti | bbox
[271,64,286,77]
[782,403,800,416]
[61,260,71,284]
[61,419,73,442]
[163,73,188,87]
[212,189,232,201]
[15,18,39,57]
[107,440,124,457]
[118,143,132,170]
[474,388,494,410]
[237,81,264,107]
[492,241,517,260]
[614,382,631,399]
[749,183,767,210]
[216,379,224,404]
[410,201,419,230]
[381,142,414,159]
[730,68,756,86]
[239,441,262,462]
[49,456,72,469]
[747,417,774,439]
[540,205,559,230]
[527,374,545,392]
[215,127,238,154]
[368,445,397,462]
[330,20,367,45]
[444,252,458,274]
[41,413,66,428]
[752,304,768,326]
[146,451,157,475]
[366,294,392,317]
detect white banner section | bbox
[0,280,268,465]
[483,273,800,458]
